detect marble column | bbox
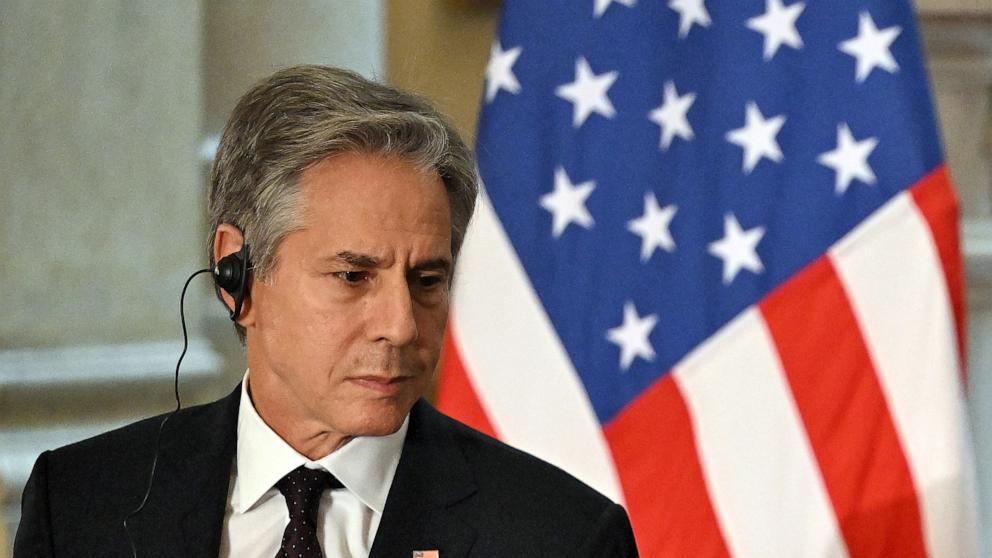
[0,1,207,548]
[0,1,205,349]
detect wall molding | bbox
[0,338,222,389]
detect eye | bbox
[416,274,446,290]
[334,271,369,284]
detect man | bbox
[14,65,638,557]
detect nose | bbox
[369,275,418,347]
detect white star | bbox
[746,0,805,61]
[484,41,523,103]
[540,167,596,238]
[595,0,636,18]
[648,81,697,150]
[606,301,658,371]
[555,57,619,128]
[817,123,879,194]
[628,192,677,262]
[839,11,902,83]
[668,0,712,39]
[725,101,786,174]
[708,214,766,285]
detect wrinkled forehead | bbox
[293,152,453,260]
[301,152,448,217]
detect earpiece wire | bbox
[123,268,212,558]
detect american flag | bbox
[437,0,979,555]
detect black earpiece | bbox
[214,242,251,321]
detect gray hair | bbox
[207,65,478,341]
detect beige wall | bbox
[917,0,992,14]
[0,1,205,350]
[204,1,384,136]
[386,0,500,145]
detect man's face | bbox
[245,151,452,442]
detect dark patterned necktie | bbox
[274,465,343,558]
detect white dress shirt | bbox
[219,373,408,558]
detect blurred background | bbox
[0,0,988,554]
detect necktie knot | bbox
[274,465,342,558]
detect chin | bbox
[342,397,415,437]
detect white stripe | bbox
[450,189,625,504]
[675,309,848,558]
[830,192,979,558]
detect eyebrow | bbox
[327,251,451,274]
[333,250,379,268]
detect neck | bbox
[246,372,351,460]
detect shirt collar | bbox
[233,371,409,515]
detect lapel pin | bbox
[413,551,439,558]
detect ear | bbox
[212,224,254,326]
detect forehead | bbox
[295,152,452,255]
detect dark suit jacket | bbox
[14,385,638,557]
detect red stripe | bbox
[604,374,731,557]
[760,256,927,557]
[909,165,967,377]
[436,326,499,438]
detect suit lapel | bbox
[128,385,240,558]
[369,400,478,558]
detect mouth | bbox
[347,375,412,396]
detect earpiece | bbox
[214,242,251,321]
[129,236,252,555]
[127,262,217,554]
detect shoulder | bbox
[34,386,239,508]
[15,387,241,554]
[425,404,609,506]
[410,402,638,556]
[47,386,238,469]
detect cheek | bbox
[268,276,338,332]
[260,285,302,339]
[298,301,372,375]
[258,281,334,358]
[415,305,449,351]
